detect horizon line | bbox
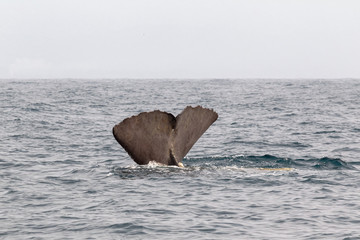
[1,77,359,81]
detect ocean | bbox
[1,79,359,239]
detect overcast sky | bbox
[1,0,360,79]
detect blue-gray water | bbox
[1,79,360,239]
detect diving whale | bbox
[113,106,218,167]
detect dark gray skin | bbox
[113,106,218,166]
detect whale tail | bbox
[113,106,218,166]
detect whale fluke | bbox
[113,106,218,166]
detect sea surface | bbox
[1,79,360,239]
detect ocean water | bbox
[1,79,360,239]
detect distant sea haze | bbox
[1,79,360,239]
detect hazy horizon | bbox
[1,0,360,79]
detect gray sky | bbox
[1,0,360,79]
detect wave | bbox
[111,154,357,179]
[184,155,356,170]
